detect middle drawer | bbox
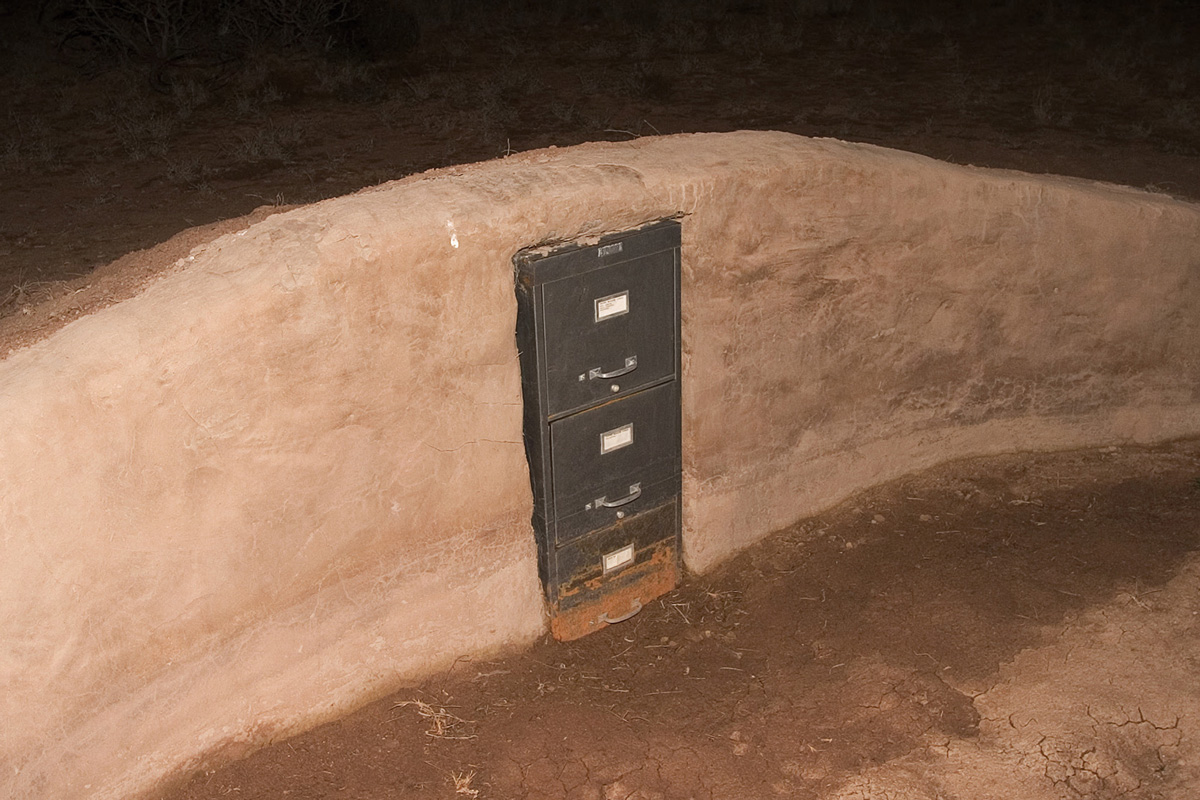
[549,380,681,545]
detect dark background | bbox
[2,0,1198,314]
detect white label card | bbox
[594,290,630,322]
[600,423,634,454]
[603,543,635,573]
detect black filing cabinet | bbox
[514,221,682,640]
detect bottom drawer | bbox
[550,499,679,641]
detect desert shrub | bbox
[41,0,237,71]
[38,0,419,77]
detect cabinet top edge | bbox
[513,219,681,285]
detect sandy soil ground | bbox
[161,442,1200,800]
[3,2,1199,798]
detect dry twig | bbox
[391,700,477,740]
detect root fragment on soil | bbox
[391,700,477,740]
[452,769,479,797]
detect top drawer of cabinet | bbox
[516,222,681,418]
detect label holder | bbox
[600,423,634,454]
[602,543,636,574]
[594,290,630,323]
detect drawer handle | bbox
[592,483,642,510]
[599,598,643,625]
[589,355,637,380]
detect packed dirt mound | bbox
[10,128,1196,800]
[0,204,289,356]
[163,441,1200,800]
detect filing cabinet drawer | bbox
[541,251,677,417]
[550,381,680,544]
[514,220,682,641]
[550,499,680,641]
[555,473,680,546]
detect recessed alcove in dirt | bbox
[2,131,1199,800]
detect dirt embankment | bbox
[163,442,1200,800]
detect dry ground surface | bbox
[3,1,1200,798]
[164,442,1200,800]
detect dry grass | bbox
[451,769,480,797]
[391,700,477,740]
[0,276,53,313]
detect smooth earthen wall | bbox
[2,131,1198,799]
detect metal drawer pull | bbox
[588,355,637,380]
[591,483,641,510]
[599,598,643,625]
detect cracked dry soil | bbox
[164,440,1200,800]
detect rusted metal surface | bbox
[514,223,684,643]
[550,536,678,641]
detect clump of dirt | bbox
[161,440,1200,799]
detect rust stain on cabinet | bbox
[551,539,679,641]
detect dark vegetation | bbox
[1,0,1198,314]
